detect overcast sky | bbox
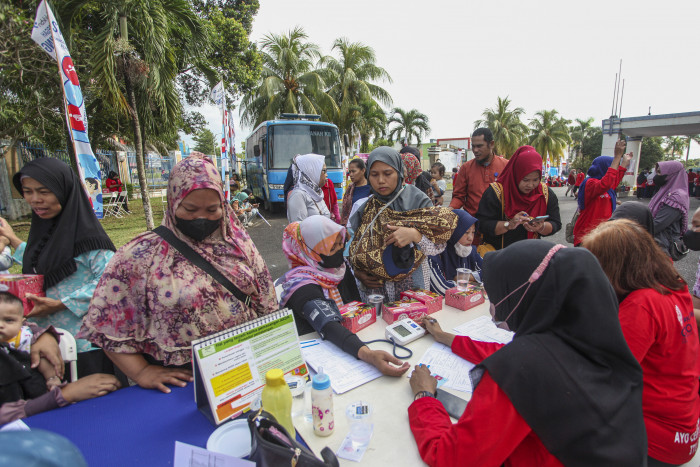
[187,0,700,156]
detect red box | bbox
[340,301,376,333]
[0,274,45,316]
[400,288,443,314]
[445,285,486,311]
[382,298,429,325]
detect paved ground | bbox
[245,187,700,287]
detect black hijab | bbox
[609,201,655,236]
[480,240,647,466]
[13,158,116,289]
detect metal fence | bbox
[6,141,118,178]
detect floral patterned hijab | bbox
[79,153,278,366]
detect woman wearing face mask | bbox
[0,158,116,377]
[572,139,632,246]
[287,153,330,223]
[648,161,690,259]
[408,240,647,466]
[583,219,700,466]
[79,154,277,393]
[428,210,483,294]
[279,216,409,376]
[476,145,561,252]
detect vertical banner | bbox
[210,81,230,202]
[227,109,236,176]
[31,0,103,218]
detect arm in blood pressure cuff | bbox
[301,298,343,338]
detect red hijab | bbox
[497,145,546,220]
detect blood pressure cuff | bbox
[301,298,343,339]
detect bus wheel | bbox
[264,199,272,212]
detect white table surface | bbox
[295,301,490,466]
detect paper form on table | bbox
[300,339,382,393]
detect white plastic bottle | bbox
[311,369,334,436]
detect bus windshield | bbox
[269,124,341,169]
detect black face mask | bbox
[175,216,221,242]
[683,229,700,251]
[319,249,345,269]
[653,174,668,187]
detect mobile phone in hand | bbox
[528,215,549,225]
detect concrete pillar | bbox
[624,137,643,194]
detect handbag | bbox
[670,237,689,261]
[153,226,251,306]
[247,409,339,467]
[565,209,579,244]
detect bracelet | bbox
[414,390,436,401]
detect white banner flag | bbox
[210,81,225,108]
[31,0,103,218]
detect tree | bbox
[387,108,430,146]
[64,0,207,230]
[474,96,528,158]
[639,137,664,170]
[349,100,387,153]
[664,136,687,160]
[193,129,217,155]
[569,117,595,164]
[577,127,603,171]
[528,110,571,166]
[239,27,338,127]
[319,38,392,146]
[685,135,700,162]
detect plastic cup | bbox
[367,294,384,317]
[455,268,471,291]
[284,375,306,419]
[346,401,373,447]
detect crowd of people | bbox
[1,130,699,466]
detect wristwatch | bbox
[414,390,436,401]
[503,221,510,229]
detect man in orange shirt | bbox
[450,128,508,215]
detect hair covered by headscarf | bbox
[280,216,346,307]
[578,156,616,211]
[609,201,655,236]
[648,160,689,231]
[291,153,325,202]
[496,145,546,220]
[399,148,422,185]
[480,240,646,465]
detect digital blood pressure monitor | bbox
[385,318,426,345]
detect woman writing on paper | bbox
[80,154,278,393]
[407,240,647,466]
[280,215,409,376]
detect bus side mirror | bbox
[343,134,350,150]
[253,145,260,157]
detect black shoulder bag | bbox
[153,226,251,306]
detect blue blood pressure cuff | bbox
[301,298,342,338]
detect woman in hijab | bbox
[476,145,561,252]
[399,146,433,199]
[648,160,690,258]
[340,158,370,226]
[584,219,700,466]
[287,153,330,223]
[0,158,116,375]
[280,215,409,376]
[428,209,483,294]
[572,139,632,245]
[408,240,647,466]
[79,154,278,393]
[609,200,655,236]
[348,147,456,302]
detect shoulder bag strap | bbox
[489,182,506,249]
[153,226,250,306]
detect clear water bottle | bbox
[261,368,295,438]
[311,369,334,437]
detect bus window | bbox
[270,124,341,169]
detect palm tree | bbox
[349,100,387,153]
[387,108,430,146]
[569,117,594,163]
[64,0,206,229]
[474,96,528,158]
[319,38,392,146]
[528,110,571,166]
[239,27,338,128]
[664,136,687,160]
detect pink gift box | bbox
[445,285,486,311]
[0,274,45,316]
[400,288,443,314]
[340,301,377,333]
[382,298,429,325]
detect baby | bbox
[430,162,447,206]
[0,291,61,390]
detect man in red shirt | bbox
[573,170,585,196]
[449,128,508,215]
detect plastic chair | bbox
[102,189,122,218]
[55,327,78,382]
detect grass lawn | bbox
[6,197,167,273]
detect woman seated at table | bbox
[408,240,647,466]
[476,145,561,253]
[0,158,116,377]
[280,216,409,376]
[79,154,278,393]
[583,219,700,466]
[348,147,456,302]
[428,209,482,294]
